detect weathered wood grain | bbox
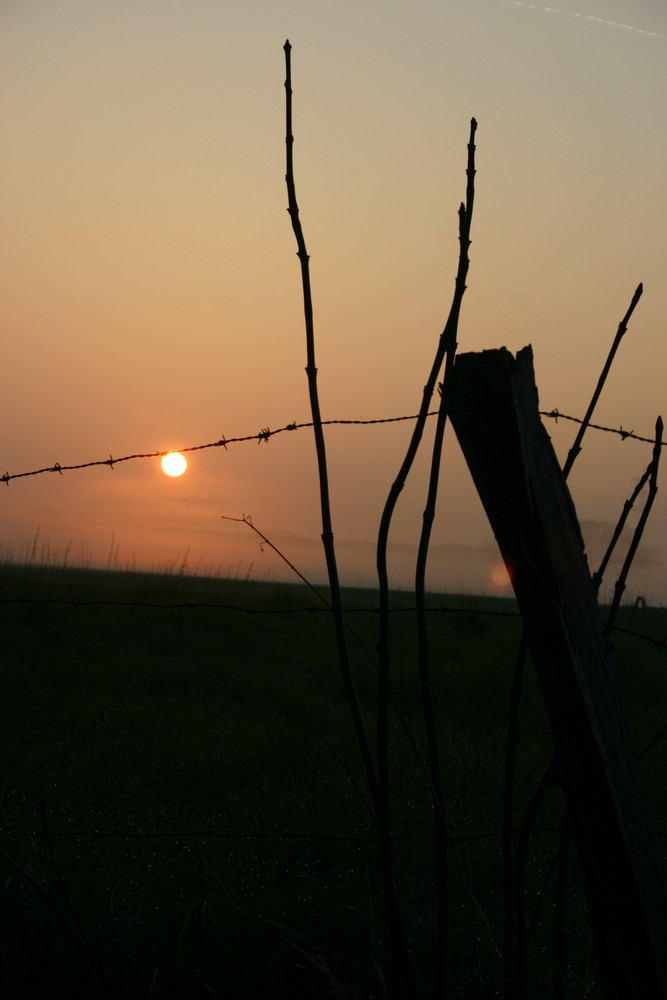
[448,345,667,999]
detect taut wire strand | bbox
[0,409,660,485]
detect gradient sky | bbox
[2,0,666,602]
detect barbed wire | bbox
[0,409,661,485]
[0,595,520,616]
[1,418,664,869]
[0,414,437,483]
[0,826,559,844]
[540,408,656,443]
[2,594,665,650]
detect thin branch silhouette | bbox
[411,117,477,994]
[283,37,378,809]
[605,416,663,635]
[284,40,413,999]
[591,462,653,596]
[562,282,643,478]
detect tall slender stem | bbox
[412,129,476,992]
[605,416,663,634]
[562,283,642,478]
[283,41,414,999]
[374,118,476,995]
[591,463,652,596]
[283,37,377,806]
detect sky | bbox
[2,0,666,603]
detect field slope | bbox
[0,564,665,998]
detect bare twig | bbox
[283,40,377,801]
[222,513,329,605]
[370,116,476,999]
[284,41,414,998]
[222,512,385,672]
[591,463,653,595]
[605,416,663,634]
[411,118,477,993]
[562,283,643,478]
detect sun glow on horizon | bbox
[490,560,513,590]
[161,452,188,477]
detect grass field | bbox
[0,563,665,998]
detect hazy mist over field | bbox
[2,0,666,602]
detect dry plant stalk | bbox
[283,40,376,800]
[411,120,477,993]
[368,120,476,993]
[283,41,414,999]
[605,415,663,633]
[591,462,653,596]
[562,282,643,478]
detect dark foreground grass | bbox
[0,564,665,998]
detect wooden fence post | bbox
[447,346,667,999]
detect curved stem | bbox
[375,118,476,994]
[605,416,663,634]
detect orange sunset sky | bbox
[2,0,666,602]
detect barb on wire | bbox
[0,414,438,484]
[540,409,657,444]
[0,593,518,617]
[0,409,660,486]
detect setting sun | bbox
[161,452,188,477]
[489,560,512,590]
